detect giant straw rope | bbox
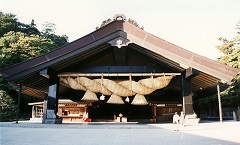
[60,75,174,97]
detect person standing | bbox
[173,112,180,131]
[113,112,117,122]
[180,111,185,125]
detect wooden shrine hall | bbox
[0,14,239,124]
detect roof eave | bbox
[0,21,127,82]
[122,22,239,82]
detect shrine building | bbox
[0,14,239,124]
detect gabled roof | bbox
[1,15,239,98]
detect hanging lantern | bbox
[107,94,124,104]
[131,94,148,105]
[81,90,98,102]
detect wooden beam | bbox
[58,73,181,77]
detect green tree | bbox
[0,12,40,37]
[0,31,56,68]
[0,12,19,37]
[217,37,240,68]
[0,12,69,121]
[216,21,240,107]
[41,22,68,47]
[42,22,56,36]
[0,90,17,121]
[194,21,240,117]
[0,31,57,121]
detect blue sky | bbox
[1,0,239,60]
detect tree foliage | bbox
[0,12,40,37]
[195,21,240,117]
[0,90,17,121]
[216,21,240,107]
[217,37,240,69]
[216,21,240,69]
[41,22,68,47]
[0,31,56,68]
[0,12,19,36]
[0,12,69,121]
[0,13,69,69]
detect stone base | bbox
[42,118,62,124]
[29,118,42,122]
[184,118,200,126]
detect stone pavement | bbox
[1,120,240,145]
[150,120,240,144]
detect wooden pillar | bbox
[16,83,22,123]
[181,74,193,115]
[153,105,157,118]
[41,68,62,124]
[217,83,223,123]
[153,105,157,122]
